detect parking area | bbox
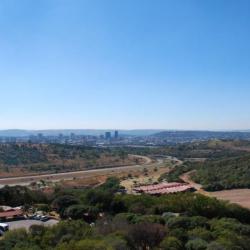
[7,219,59,230]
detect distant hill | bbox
[152,130,250,142]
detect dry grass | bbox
[0,155,140,178]
[120,159,173,193]
[180,171,250,210]
[209,189,250,209]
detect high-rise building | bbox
[114,130,119,139]
[38,133,43,139]
[70,133,76,139]
[105,132,111,140]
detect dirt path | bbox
[180,170,202,190]
[179,170,210,196]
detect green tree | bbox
[160,236,183,250]
[185,239,208,250]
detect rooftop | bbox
[133,182,193,195]
[0,209,23,218]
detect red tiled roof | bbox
[134,182,192,194]
[0,209,23,218]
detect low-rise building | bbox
[0,206,24,221]
[133,182,194,195]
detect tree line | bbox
[1,178,250,249]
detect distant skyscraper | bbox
[105,132,111,140]
[70,133,75,139]
[38,133,43,139]
[114,130,119,139]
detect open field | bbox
[180,170,250,209]
[209,189,250,209]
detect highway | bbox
[0,155,152,186]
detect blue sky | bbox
[1,0,250,130]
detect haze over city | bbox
[1,0,250,130]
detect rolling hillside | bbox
[0,144,138,177]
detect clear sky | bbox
[1,0,250,130]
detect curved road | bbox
[0,155,152,186]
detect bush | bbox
[185,239,208,250]
[160,236,183,250]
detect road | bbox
[7,219,59,230]
[0,155,152,186]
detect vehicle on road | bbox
[28,214,50,222]
[0,223,9,235]
[40,216,49,222]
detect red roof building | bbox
[0,209,24,220]
[133,182,193,195]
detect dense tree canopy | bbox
[1,177,250,249]
[192,155,250,191]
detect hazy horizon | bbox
[1,128,250,139]
[1,0,250,130]
[0,128,250,132]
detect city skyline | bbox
[1,0,250,130]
